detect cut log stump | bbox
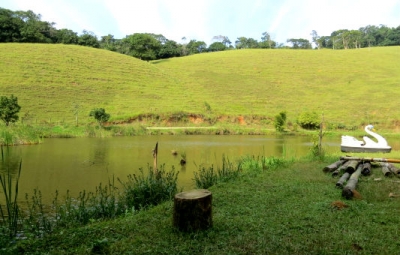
[173,189,212,232]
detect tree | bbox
[261,31,275,49]
[286,38,312,49]
[235,37,259,49]
[122,33,161,60]
[78,30,99,48]
[89,108,110,128]
[55,28,79,44]
[0,95,21,126]
[100,34,116,51]
[157,39,181,58]
[208,42,226,52]
[0,8,23,42]
[310,30,321,49]
[186,40,207,54]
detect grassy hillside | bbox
[0,44,197,125]
[154,47,400,129]
[1,44,400,129]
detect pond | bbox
[1,134,397,204]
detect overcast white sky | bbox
[2,0,400,45]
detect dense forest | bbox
[1,7,400,60]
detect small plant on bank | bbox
[89,108,110,128]
[274,111,287,132]
[297,111,320,130]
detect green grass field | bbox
[1,44,400,130]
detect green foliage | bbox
[89,108,110,127]
[0,95,21,126]
[123,33,161,60]
[118,165,179,210]
[297,111,320,130]
[194,156,241,189]
[78,30,99,48]
[208,42,226,52]
[274,111,287,132]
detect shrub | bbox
[297,111,320,129]
[274,111,287,132]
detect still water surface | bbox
[0,134,390,204]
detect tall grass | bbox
[118,165,179,211]
[0,125,42,145]
[0,146,22,239]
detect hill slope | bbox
[154,47,400,128]
[0,44,197,124]
[1,44,400,128]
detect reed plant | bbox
[0,146,22,239]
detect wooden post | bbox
[173,189,212,232]
[153,142,158,174]
[342,164,363,199]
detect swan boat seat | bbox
[340,125,392,153]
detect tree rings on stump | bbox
[173,189,212,232]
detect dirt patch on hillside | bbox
[189,115,204,124]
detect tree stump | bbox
[173,189,212,232]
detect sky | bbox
[2,0,400,46]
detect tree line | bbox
[1,7,400,61]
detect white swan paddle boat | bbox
[341,125,392,153]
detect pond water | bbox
[1,134,398,204]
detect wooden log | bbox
[173,189,212,232]
[336,172,350,189]
[332,160,351,177]
[323,159,347,173]
[380,163,392,177]
[342,164,363,199]
[387,163,400,175]
[345,160,360,174]
[340,156,400,164]
[361,162,372,176]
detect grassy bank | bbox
[3,152,400,254]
